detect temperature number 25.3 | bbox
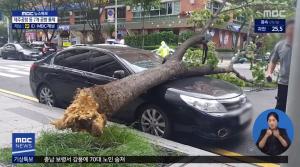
[272,26,284,32]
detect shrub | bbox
[179,31,195,43]
[125,31,178,48]
[183,41,219,68]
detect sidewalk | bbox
[0,92,256,167]
[0,92,61,148]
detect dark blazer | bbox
[256,128,290,156]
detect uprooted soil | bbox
[52,88,107,136]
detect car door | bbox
[86,50,136,120]
[85,50,129,85]
[51,49,92,105]
[9,44,18,58]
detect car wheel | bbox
[138,105,172,138]
[2,55,7,59]
[38,85,56,107]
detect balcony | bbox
[107,0,126,6]
[126,15,190,29]
[67,14,249,33]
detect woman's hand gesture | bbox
[266,129,273,137]
[273,129,280,138]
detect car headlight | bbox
[22,52,31,55]
[240,94,247,104]
[180,94,227,114]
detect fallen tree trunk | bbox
[52,35,252,136]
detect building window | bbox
[117,7,126,18]
[150,5,160,16]
[207,0,221,14]
[167,2,173,15]
[73,11,87,24]
[132,0,180,18]
[160,3,167,15]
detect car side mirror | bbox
[113,70,125,79]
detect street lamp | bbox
[115,0,118,40]
[4,15,11,43]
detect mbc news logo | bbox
[12,133,35,163]
[15,137,32,143]
[21,12,35,16]
[263,10,286,18]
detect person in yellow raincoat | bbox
[156,41,170,59]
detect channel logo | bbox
[12,133,35,163]
[21,12,34,16]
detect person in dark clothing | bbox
[256,112,290,155]
[266,19,294,112]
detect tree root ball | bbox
[51,88,107,137]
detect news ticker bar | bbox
[13,156,288,164]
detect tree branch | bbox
[179,62,254,84]
[231,67,254,83]
[220,2,291,14]
[170,0,228,62]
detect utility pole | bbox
[114,0,118,41]
[284,1,300,167]
[6,16,11,43]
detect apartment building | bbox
[59,0,248,49]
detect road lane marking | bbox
[213,148,279,167]
[0,72,21,78]
[0,65,30,77]
[0,88,38,102]
[0,66,18,70]
[6,64,31,70]
[0,67,30,75]
[1,64,30,71]
[6,70,29,75]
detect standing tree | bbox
[0,24,8,42]
[0,0,29,42]
[188,9,230,34]
[188,0,295,53]
[125,0,160,48]
[72,0,109,43]
[225,0,295,51]
[29,0,69,43]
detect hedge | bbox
[143,45,177,51]
[125,31,179,48]
[125,31,235,52]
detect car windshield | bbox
[115,49,162,73]
[15,44,32,50]
[32,44,43,48]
